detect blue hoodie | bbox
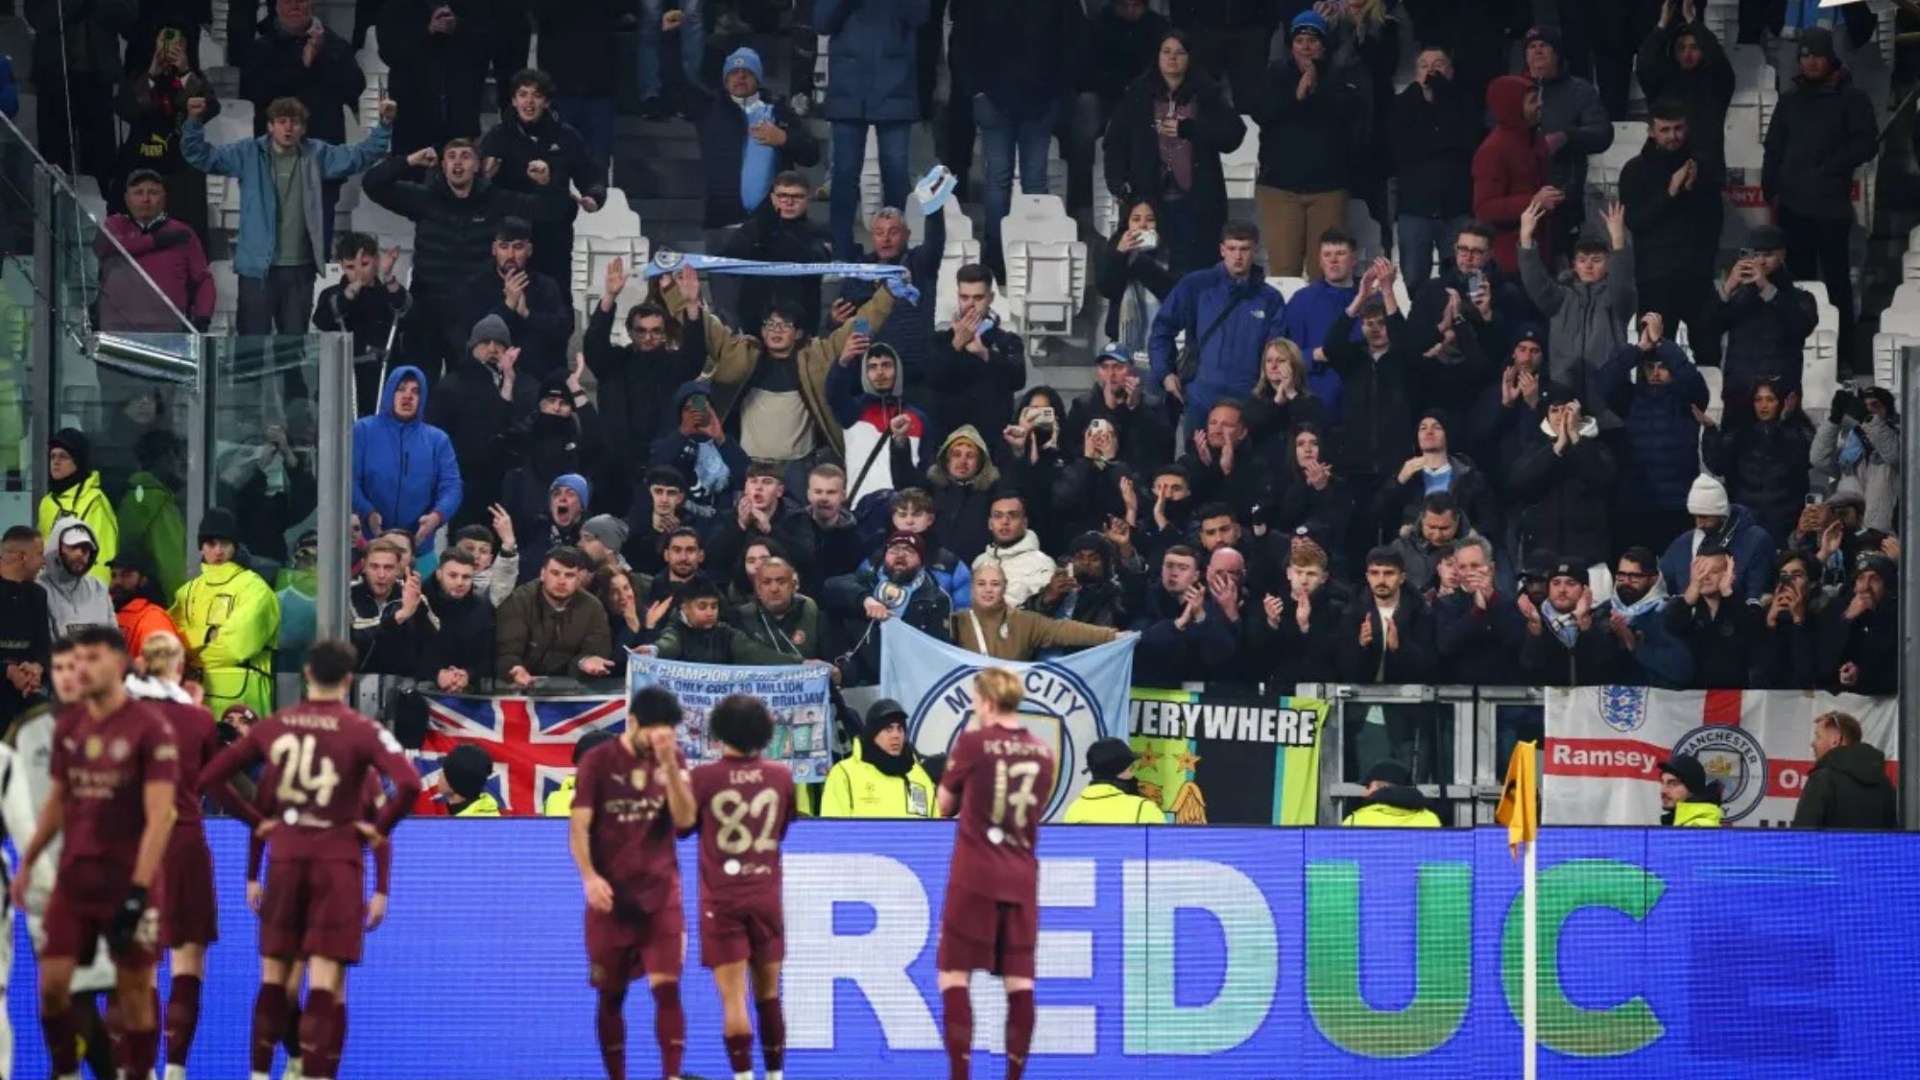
[352,366,463,537]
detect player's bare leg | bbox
[280,960,306,1080]
[114,960,161,1080]
[37,955,82,1080]
[750,961,785,1080]
[646,969,687,1080]
[298,956,346,1080]
[936,969,972,1080]
[251,956,292,1080]
[163,943,206,1080]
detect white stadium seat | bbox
[998,196,1083,351]
[207,259,239,337]
[1222,118,1260,201]
[1268,276,1307,303]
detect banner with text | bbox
[1543,687,1898,826]
[879,621,1136,821]
[628,654,835,783]
[1128,688,1329,825]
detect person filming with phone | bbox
[1715,225,1817,425]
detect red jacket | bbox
[95,214,216,331]
[1472,76,1554,274]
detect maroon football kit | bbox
[150,697,221,948]
[937,725,1056,979]
[576,735,688,985]
[688,756,794,968]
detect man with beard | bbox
[1431,536,1528,687]
[1063,346,1173,476]
[839,343,934,504]
[1657,753,1722,827]
[643,528,712,628]
[1620,103,1724,367]
[587,261,705,517]
[736,557,822,662]
[1064,738,1164,824]
[109,551,182,658]
[824,532,954,686]
[479,69,607,299]
[517,473,591,583]
[1817,552,1897,696]
[1385,493,1481,597]
[651,578,798,666]
[1518,558,1619,686]
[871,488,972,608]
[1023,533,1138,631]
[364,139,561,378]
[708,463,817,590]
[650,382,751,521]
[973,493,1057,610]
[919,427,1002,564]
[428,317,540,526]
[498,361,603,529]
[1137,465,1196,566]
[1334,547,1437,685]
[418,548,494,692]
[820,700,939,819]
[496,546,615,684]
[42,520,116,637]
[622,467,693,577]
[449,217,573,376]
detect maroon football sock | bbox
[1005,989,1035,1080]
[651,982,685,1078]
[41,1004,79,1077]
[251,983,288,1075]
[723,1032,753,1074]
[300,989,339,1079]
[755,996,786,1072]
[121,1025,159,1080]
[596,989,628,1080]
[165,974,203,1066]
[942,986,973,1080]
[284,993,303,1058]
[335,997,349,1068]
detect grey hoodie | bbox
[42,519,116,637]
[1520,242,1637,428]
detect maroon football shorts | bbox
[698,896,785,969]
[158,825,218,948]
[260,857,366,964]
[43,859,156,968]
[586,896,686,988]
[937,881,1037,980]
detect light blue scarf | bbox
[691,441,731,499]
[1837,427,1865,468]
[1544,603,1581,648]
[643,251,919,304]
[738,98,778,213]
[872,569,928,616]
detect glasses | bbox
[1454,244,1490,256]
[762,317,795,331]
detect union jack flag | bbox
[410,694,627,816]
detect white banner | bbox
[1543,687,1899,827]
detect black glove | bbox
[1845,392,1870,424]
[1830,388,1854,419]
[109,884,150,953]
[152,228,189,250]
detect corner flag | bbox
[1496,740,1539,857]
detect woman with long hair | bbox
[1101,30,1247,276]
[1094,197,1179,357]
[594,565,649,654]
[1246,337,1331,467]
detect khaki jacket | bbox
[948,603,1119,662]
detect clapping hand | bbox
[526,160,551,186]
[1189,428,1213,467]
[1517,592,1544,635]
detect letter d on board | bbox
[1122,860,1277,1055]
[1501,858,1666,1057]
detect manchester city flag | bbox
[878,621,1136,821]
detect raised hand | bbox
[186,96,209,121]
[1382,612,1400,651]
[1517,592,1543,634]
[1190,428,1213,467]
[406,146,439,169]
[380,245,402,281]
[1602,200,1627,245]
[1263,594,1284,630]
[839,331,871,366]
[1358,613,1375,648]
[377,97,396,126]
[604,256,626,299]
[488,502,516,548]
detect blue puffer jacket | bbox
[1149,262,1286,422]
[1659,503,1778,603]
[181,119,389,279]
[1604,341,1709,514]
[351,365,463,537]
[817,0,928,123]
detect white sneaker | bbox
[281,1056,304,1080]
[164,1065,187,1080]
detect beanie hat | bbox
[1685,474,1730,517]
[550,473,591,506]
[467,314,512,351]
[884,530,927,562]
[49,428,93,475]
[1289,10,1328,39]
[198,506,240,543]
[1085,737,1136,781]
[1659,754,1719,803]
[1799,26,1839,64]
[1525,24,1564,55]
[581,514,629,553]
[1068,531,1114,565]
[723,46,765,84]
[442,744,494,801]
[538,374,571,402]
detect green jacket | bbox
[1668,801,1723,827]
[1065,783,1165,824]
[820,740,937,819]
[115,471,187,600]
[39,471,119,585]
[494,581,614,678]
[735,598,823,661]
[171,560,281,718]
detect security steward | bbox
[1342,761,1442,827]
[1064,737,1165,824]
[544,730,615,816]
[441,743,504,816]
[1658,753,1723,827]
[820,699,938,818]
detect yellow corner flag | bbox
[1496,740,1540,857]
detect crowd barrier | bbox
[7,821,1916,1078]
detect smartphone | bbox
[852,317,871,336]
[159,27,184,47]
[1134,229,1159,251]
[1089,418,1114,437]
[1466,270,1484,295]
[1034,406,1056,427]
[1806,493,1825,506]
[1737,248,1756,261]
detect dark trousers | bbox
[489,3,534,112]
[1780,207,1855,370]
[237,265,318,335]
[1739,0,1785,43]
[554,94,615,181]
[35,76,118,189]
[351,0,382,49]
[1640,271,1724,368]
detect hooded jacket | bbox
[41,524,116,637]
[179,119,390,280]
[353,366,464,538]
[1619,138,1725,284]
[1762,68,1879,221]
[924,427,1004,564]
[1605,342,1711,513]
[949,601,1117,663]
[1658,502,1778,603]
[1635,19,1734,171]
[1472,75,1553,273]
[971,530,1058,610]
[1521,244,1637,428]
[1703,413,1814,545]
[820,711,938,818]
[1510,414,1616,568]
[826,344,934,458]
[170,558,280,719]
[1065,781,1165,824]
[38,470,118,588]
[1792,741,1899,829]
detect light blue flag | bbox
[878,621,1137,821]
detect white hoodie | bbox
[973,529,1057,609]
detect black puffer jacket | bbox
[1634,19,1734,170]
[1510,417,1616,568]
[1620,139,1724,283]
[361,155,556,300]
[1702,415,1813,546]
[1762,69,1878,221]
[1792,741,1899,829]
[1252,52,1368,193]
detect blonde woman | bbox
[1247,338,1330,464]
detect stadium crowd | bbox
[0,0,1906,748]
